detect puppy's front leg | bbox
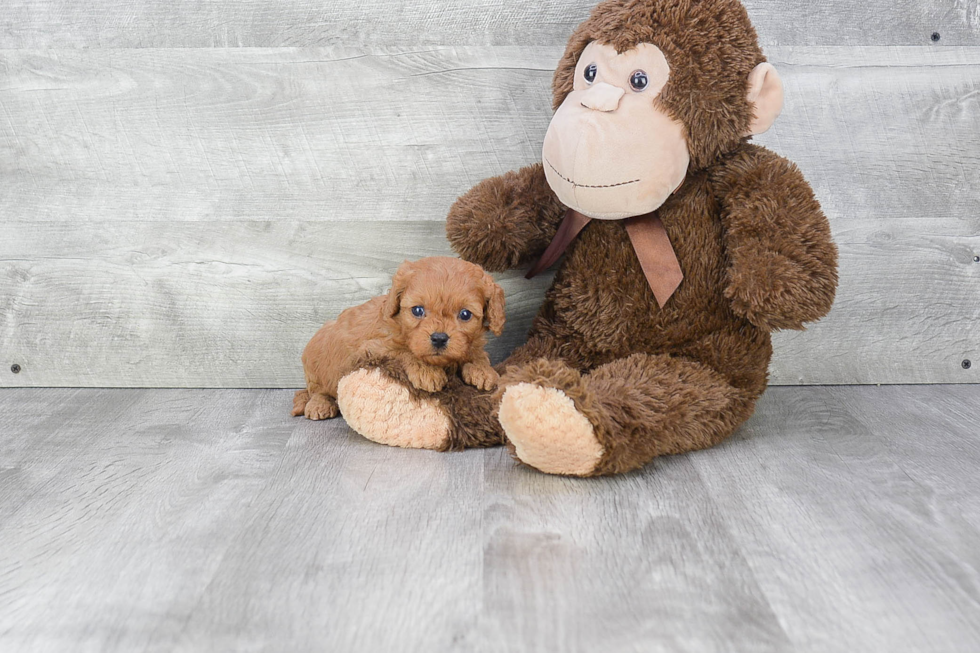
[399,355,448,393]
[462,351,499,391]
[304,393,339,420]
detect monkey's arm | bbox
[712,144,838,331]
[446,163,566,272]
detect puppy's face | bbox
[384,258,505,367]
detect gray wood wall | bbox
[1,1,978,388]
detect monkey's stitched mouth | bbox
[546,159,640,189]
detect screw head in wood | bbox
[931,32,941,42]
[974,256,979,262]
[964,360,973,370]
[10,364,21,374]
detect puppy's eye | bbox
[629,70,648,91]
[584,63,597,84]
[458,309,473,321]
[411,306,425,318]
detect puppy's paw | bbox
[462,363,499,391]
[406,365,448,393]
[304,393,339,420]
[292,390,310,417]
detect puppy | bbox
[292,256,505,420]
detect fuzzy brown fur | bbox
[348,0,838,476]
[293,256,505,420]
[354,356,507,451]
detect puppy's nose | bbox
[430,332,449,349]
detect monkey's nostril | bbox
[430,332,450,349]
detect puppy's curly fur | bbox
[292,257,505,420]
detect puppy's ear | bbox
[481,272,506,336]
[383,261,415,321]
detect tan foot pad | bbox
[497,383,603,476]
[336,368,451,450]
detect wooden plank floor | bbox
[1,386,978,652]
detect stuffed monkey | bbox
[336,0,838,476]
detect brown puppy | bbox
[292,256,505,420]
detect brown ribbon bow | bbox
[525,208,684,308]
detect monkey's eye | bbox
[458,309,473,321]
[411,306,425,318]
[629,70,649,91]
[583,63,597,84]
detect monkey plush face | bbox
[542,42,689,220]
[541,0,787,221]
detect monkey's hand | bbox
[446,163,566,272]
[713,145,839,331]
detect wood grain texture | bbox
[3,46,980,225]
[0,388,481,651]
[478,447,792,651]
[691,385,980,651]
[771,215,980,385]
[1,0,978,48]
[0,47,555,223]
[2,216,977,387]
[174,404,486,652]
[0,220,461,387]
[2,47,979,386]
[1,216,976,387]
[0,389,294,652]
[1,386,979,651]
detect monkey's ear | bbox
[745,62,784,136]
[383,261,414,321]
[482,273,506,337]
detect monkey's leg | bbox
[335,335,563,451]
[497,354,760,476]
[336,358,506,451]
[336,364,454,450]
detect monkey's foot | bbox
[498,382,604,477]
[336,368,451,450]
